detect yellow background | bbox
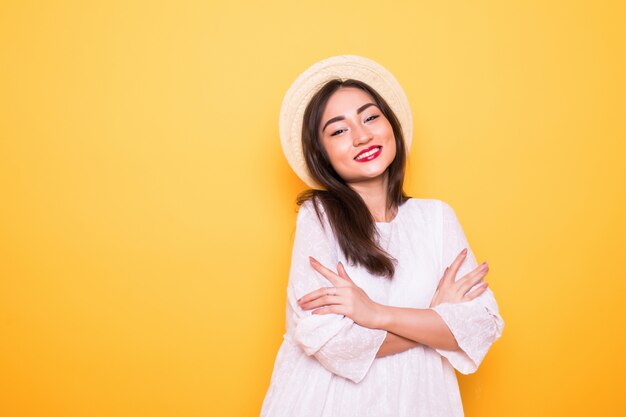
[1,1,624,416]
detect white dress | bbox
[260,198,504,417]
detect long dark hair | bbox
[296,79,411,279]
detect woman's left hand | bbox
[297,256,383,329]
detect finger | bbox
[436,267,448,290]
[463,282,489,301]
[300,294,344,310]
[446,248,468,283]
[337,262,355,284]
[298,286,337,305]
[299,286,350,306]
[458,263,489,294]
[312,304,346,316]
[429,288,440,308]
[309,256,341,286]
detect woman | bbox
[261,55,504,417]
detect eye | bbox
[330,115,379,136]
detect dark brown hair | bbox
[296,79,411,279]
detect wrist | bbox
[374,303,392,329]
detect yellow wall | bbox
[1,1,624,416]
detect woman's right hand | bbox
[429,248,490,308]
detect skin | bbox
[319,87,397,222]
[299,252,489,352]
[299,87,490,357]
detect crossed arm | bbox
[375,311,457,356]
[288,200,504,381]
[298,250,490,357]
[376,332,421,358]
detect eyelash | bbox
[330,114,379,137]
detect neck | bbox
[347,172,394,222]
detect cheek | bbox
[382,121,395,138]
[385,138,395,150]
[324,140,351,161]
[382,130,398,159]
[371,120,394,138]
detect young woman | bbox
[261,55,504,417]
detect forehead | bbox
[322,87,376,115]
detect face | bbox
[318,87,397,185]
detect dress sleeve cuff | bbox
[430,298,503,374]
[314,324,388,383]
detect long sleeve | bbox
[429,200,505,374]
[285,200,388,384]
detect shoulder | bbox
[402,197,448,218]
[407,197,457,212]
[293,198,337,248]
[296,197,330,230]
[297,197,323,218]
[402,198,460,234]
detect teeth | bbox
[355,147,381,160]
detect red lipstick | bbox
[354,145,382,162]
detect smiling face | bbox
[318,87,397,185]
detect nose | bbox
[352,123,373,147]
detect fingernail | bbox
[462,248,468,254]
[309,256,316,264]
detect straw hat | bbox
[278,54,413,189]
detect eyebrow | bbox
[321,103,380,133]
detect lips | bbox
[354,145,382,160]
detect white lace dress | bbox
[260,198,504,417]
